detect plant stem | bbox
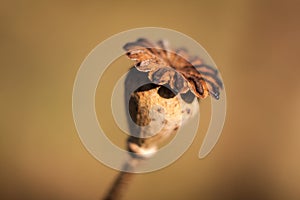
[103,158,140,200]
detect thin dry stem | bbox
[103,158,140,200]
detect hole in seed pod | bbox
[157,85,177,99]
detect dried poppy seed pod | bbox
[125,68,199,159]
[103,38,223,200]
[124,38,222,159]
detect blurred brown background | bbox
[1,0,300,199]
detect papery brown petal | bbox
[148,67,172,85]
[186,76,209,99]
[190,56,203,66]
[135,38,156,47]
[169,70,189,93]
[177,67,209,99]
[127,47,167,72]
[123,38,155,51]
[156,40,170,64]
[195,64,223,89]
[201,76,221,100]
[135,60,159,72]
[195,64,218,75]
[127,49,154,61]
[169,50,193,69]
[124,38,223,100]
[176,48,190,61]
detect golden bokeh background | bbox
[1,0,300,199]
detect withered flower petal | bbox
[123,38,222,100]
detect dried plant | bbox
[103,38,222,200]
